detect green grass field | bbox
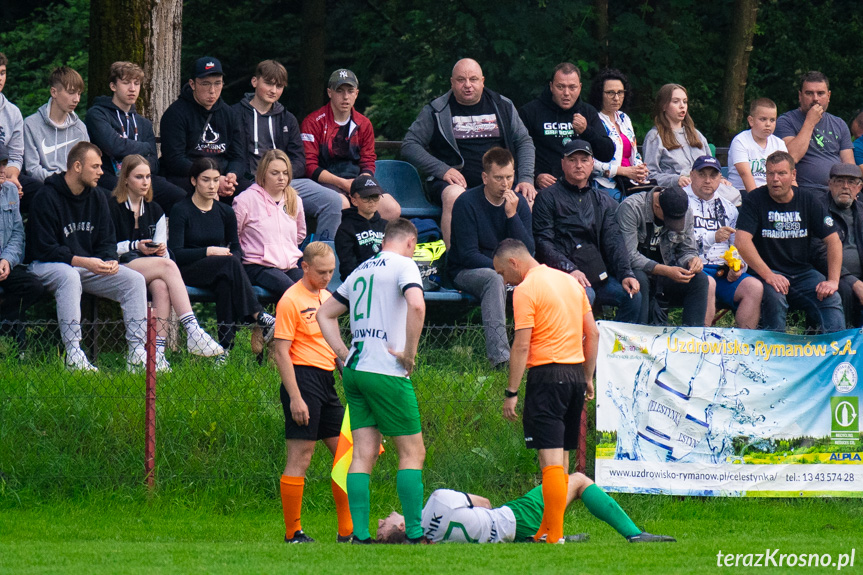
[3,492,862,574]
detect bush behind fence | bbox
[0,320,593,500]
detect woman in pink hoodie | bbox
[233,149,306,298]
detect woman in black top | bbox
[110,154,223,369]
[168,157,275,351]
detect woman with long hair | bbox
[168,157,275,352]
[587,68,650,200]
[232,149,305,298]
[110,154,223,371]
[642,83,711,189]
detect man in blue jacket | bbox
[159,57,246,199]
[402,58,536,248]
[0,142,44,350]
[86,61,186,214]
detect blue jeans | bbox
[759,268,845,333]
[585,276,641,323]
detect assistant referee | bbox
[493,238,598,545]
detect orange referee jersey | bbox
[274,281,337,371]
[513,264,592,368]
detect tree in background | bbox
[2,0,862,145]
[88,0,183,129]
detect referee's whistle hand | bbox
[291,399,310,426]
[503,397,519,421]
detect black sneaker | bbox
[337,533,354,543]
[404,535,433,545]
[627,531,676,543]
[285,530,315,543]
[564,533,590,542]
[257,312,276,345]
[351,536,374,545]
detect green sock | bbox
[346,473,371,540]
[581,483,641,538]
[396,469,424,539]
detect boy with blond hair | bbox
[728,98,788,192]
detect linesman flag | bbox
[331,406,385,493]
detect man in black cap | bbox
[736,151,844,333]
[300,69,400,220]
[159,56,247,197]
[334,174,389,281]
[811,162,863,327]
[616,183,710,326]
[533,139,641,322]
[0,141,45,350]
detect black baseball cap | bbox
[350,174,384,198]
[328,69,359,90]
[657,185,689,233]
[193,57,224,79]
[563,139,593,157]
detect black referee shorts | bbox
[279,365,345,441]
[522,363,586,451]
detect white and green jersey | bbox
[421,489,516,543]
[334,251,423,377]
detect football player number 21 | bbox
[352,275,374,321]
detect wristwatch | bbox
[504,389,519,398]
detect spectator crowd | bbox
[1,52,863,372]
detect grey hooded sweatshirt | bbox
[23,98,90,182]
[0,93,25,173]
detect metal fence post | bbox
[144,305,157,490]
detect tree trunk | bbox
[718,0,759,145]
[595,0,609,68]
[88,0,182,134]
[300,0,327,116]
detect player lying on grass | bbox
[376,471,676,544]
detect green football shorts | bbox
[503,485,545,540]
[342,367,422,436]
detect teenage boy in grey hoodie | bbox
[23,66,89,184]
[86,61,186,214]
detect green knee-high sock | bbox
[396,469,424,539]
[581,483,641,538]
[346,473,371,540]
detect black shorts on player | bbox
[522,363,586,450]
[279,365,344,440]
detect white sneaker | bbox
[186,326,225,357]
[213,351,229,367]
[127,347,148,372]
[156,350,172,373]
[65,347,98,372]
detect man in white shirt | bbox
[376,471,675,544]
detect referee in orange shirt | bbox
[494,237,598,544]
[272,241,352,544]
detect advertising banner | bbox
[595,321,863,496]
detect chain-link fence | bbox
[0,312,592,499]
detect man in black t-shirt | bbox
[402,58,536,247]
[736,151,844,332]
